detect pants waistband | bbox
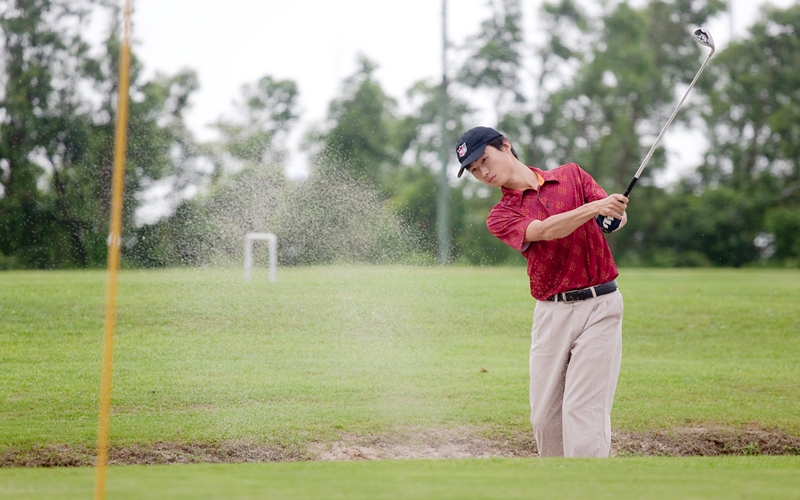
[544,280,618,303]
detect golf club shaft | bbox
[623,49,715,197]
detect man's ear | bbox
[502,138,513,153]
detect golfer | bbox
[455,126,628,458]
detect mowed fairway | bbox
[1,267,798,497]
[2,457,799,499]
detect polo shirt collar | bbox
[500,167,557,205]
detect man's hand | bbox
[595,194,628,219]
[595,194,628,233]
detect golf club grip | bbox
[622,176,639,197]
[596,176,639,233]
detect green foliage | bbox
[700,4,800,193]
[535,0,724,190]
[126,200,211,268]
[690,4,800,266]
[0,0,96,268]
[307,56,402,189]
[765,207,800,263]
[383,165,439,256]
[458,0,525,112]
[401,80,473,167]
[383,166,523,266]
[211,76,299,168]
[614,184,771,268]
[655,187,763,267]
[132,164,422,267]
[0,1,205,268]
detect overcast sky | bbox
[128,0,796,182]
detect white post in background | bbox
[244,232,277,282]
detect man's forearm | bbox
[524,203,598,242]
[523,194,628,242]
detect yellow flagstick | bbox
[95,1,132,498]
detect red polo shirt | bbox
[486,163,619,300]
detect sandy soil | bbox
[2,426,798,467]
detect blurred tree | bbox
[656,185,763,267]
[699,4,800,196]
[458,0,525,119]
[687,3,800,266]
[381,80,473,257]
[210,75,299,173]
[534,0,725,192]
[0,0,95,267]
[128,74,301,268]
[400,80,473,175]
[305,55,402,189]
[383,165,439,257]
[498,0,588,168]
[765,207,800,263]
[123,0,800,269]
[0,0,204,268]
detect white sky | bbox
[128,0,797,182]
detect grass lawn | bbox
[1,457,799,500]
[2,266,798,449]
[1,266,799,496]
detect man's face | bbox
[466,140,515,187]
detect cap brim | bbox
[457,147,486,178]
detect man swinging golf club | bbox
[455,28,715,458]
[455,127,627,458]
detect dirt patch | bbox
[612,427,800,457]
[0,441,304,468]
[0,444,95,467]
[308,428,537,461]
[307,427,800,460]
[2,427,798,467]
[109,440,306,465]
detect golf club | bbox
[597,27,716,233]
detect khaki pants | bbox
[529,290,623,457]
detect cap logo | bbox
[457,142,467,158]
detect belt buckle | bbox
[560,291,576,304]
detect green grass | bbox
[1,267,798,451]
[0,267,800,448]
[618,269,800,432]
[2,267,799,498]
[0,457,798,499]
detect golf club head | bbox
[693,28,715,53]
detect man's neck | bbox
[502,162,538,191]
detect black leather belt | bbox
[545,280,618,303]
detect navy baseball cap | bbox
[454,126,503,178]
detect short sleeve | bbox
[576,164,609,203]
[486,204,537,252]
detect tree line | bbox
[1,0,799,269]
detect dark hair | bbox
[486,135,519,159]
